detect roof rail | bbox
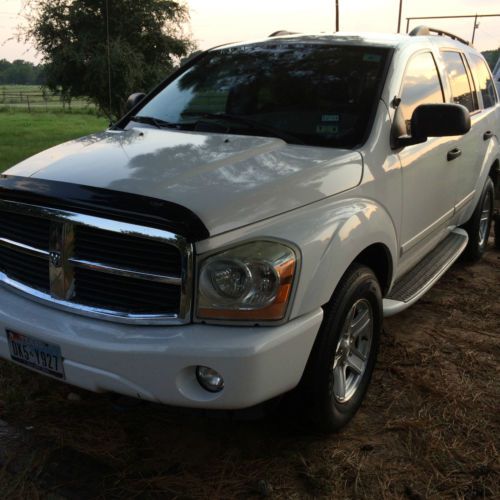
[409,25,469,45]
[268,30,299,38]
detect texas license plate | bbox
[6,331,65,379]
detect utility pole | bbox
[335,0,339,31]
[397,0,403,33]
[472,14,479,44]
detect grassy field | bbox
[0,112,108,172]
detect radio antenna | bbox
[105,0,113,121]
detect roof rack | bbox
[409,25,469,45]
[268,30,300,38]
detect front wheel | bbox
[300,264,382,433]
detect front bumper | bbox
[0,286,323,409]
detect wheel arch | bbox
[489,159,499,198]
[352,243,393,296]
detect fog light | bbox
[196,366,224,393]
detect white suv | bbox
[0,28,498,432]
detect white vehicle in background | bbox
[0,27,498,432]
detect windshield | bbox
[133,42,390,148]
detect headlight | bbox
[197,241,297,321]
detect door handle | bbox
[447,148,462,161]
[483,130,494,141]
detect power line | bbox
[406,13,500,45]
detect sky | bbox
[1,0,499,63]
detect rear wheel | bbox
[495,214,500,250]
[300,264,382,433]
[462,177,494,261]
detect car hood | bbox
[6,127,363,236]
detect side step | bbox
[383,229,468,317]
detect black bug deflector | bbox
[0,175,210,242]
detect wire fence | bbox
[0,88,96,112]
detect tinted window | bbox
[399,52,444,134]
[135,43,390,148]
[469,53,498,108]
[441,51,478,112]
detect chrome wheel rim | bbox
[479,190,492,248]
[332,299,373,403]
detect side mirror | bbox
[395,103,471,148]
[125,92,146,113]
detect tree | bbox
[22,0,194,118]
[0,59,44,85]
[482,49,500,70]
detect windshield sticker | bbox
[363,54,382,63]
[322,114,340,122]
[316,124,339,134]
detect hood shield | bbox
[0,175,210,242]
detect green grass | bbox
[0,112,108,172]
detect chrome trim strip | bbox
[0,199,181,245]
[400,207,455,255]
[454,190,475,212]
[0,199,192,325]
[0,237,49,258]
[68,258,182,285]
[0,272,181,325]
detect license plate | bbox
[6,331,65,379]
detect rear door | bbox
[439,50,483,219]
[467,52,500,165]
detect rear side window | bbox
[399,52,444,135]
[441,51,478,112]
[468,53,498,108]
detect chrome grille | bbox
[0,245,50,291]
[0,211,50,249]
[74,225,181,276]
[0,199,192,324]
[74,268,181,314]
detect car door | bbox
[466,53,500,204]
[439,50,483,220]
[396,50,457,261]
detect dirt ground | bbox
[0,238,498,499]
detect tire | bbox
[462,177,495,261]
[494,214,500,250]
[300,264,382,433]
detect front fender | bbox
[196,195,399,320]
[290,197,398,317]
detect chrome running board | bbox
[383,228,468,317]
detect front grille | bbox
[0,201,191,324]
[0,246,50,292]
[74,225,181,276]
[0,211,50,249]
[75,268,181,314]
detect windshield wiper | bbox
[181,112,304,145]
[129,115,179,129]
